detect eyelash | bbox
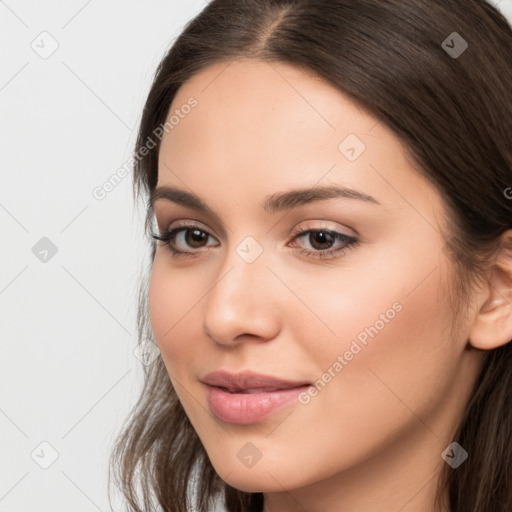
[150,222,359,260]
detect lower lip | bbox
[204,384,310,425]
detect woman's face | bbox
[149,59,484,505]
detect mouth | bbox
[200,369,312,424]
[200,369,311,392]
[202,381,311,425]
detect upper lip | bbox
[201,370,311,392]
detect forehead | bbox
[163,58,377,161]
[156,58,443,221]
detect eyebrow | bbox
[150,184,380,216]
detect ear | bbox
[469,230,512,350]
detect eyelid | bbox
[162,218,212,235]
[289,220,356,237]
[154,207,228,240]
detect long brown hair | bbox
[108,1,512,511]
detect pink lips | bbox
[201,370,311,425]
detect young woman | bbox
[109,1,512,511]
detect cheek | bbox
[148,259,200,371]
[301,260,455,435]
[294,240,455,421]
[260,268,455,483]
[285,238,447,359]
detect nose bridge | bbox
[202,233,281,344]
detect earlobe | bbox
[468,230,512,351]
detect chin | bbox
[207,454,312,494]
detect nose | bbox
[202,242,281,347]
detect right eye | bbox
[151,224,219,257]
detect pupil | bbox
[311,231,333,249]
[187,229,207,247]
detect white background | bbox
[1,1,512,511]
[1,1,207,511]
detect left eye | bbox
[293,229,345,251]
[289,227,359,259]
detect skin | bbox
[148,59,512,512]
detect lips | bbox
[201,370,312,424]
[200,369,311,393]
